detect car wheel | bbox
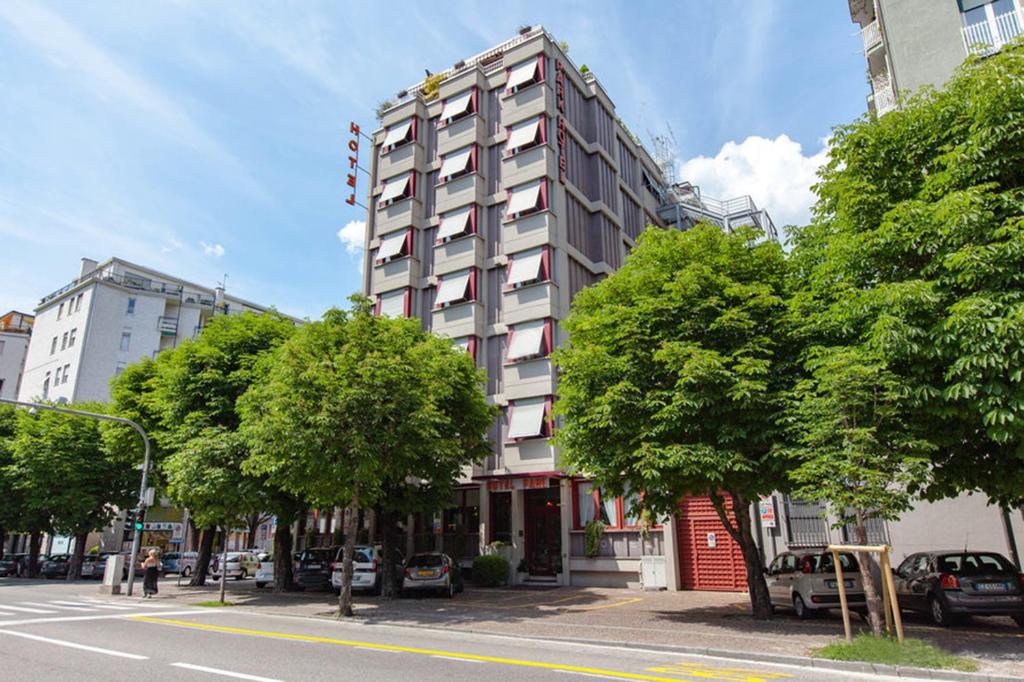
[1012,614,1024,628]
[445,580,454,599]
[255,582,265,589]
[372,577,382,596]
[930,595,953,627]
[793,594,814,620]
[332,587,340,596]
[182,566,192,577]
[236,570,245,581]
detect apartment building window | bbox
[75,293,83,312]
[505,246,551,289]
[115,361,127,376]
[376,288,411,318]
[378,172,416,208]
[62,364,70,384]
[126,297,136,314]
[505,318,552,363]
[380,117,417,153]
[375,229,413,265]
[120,331,131,352]
[57,302,64,319]
[61,332,68,350]
[439,88,477,127]
[504,55,545,96]
[434,268,477,309]
[505,115,547,157]
[436,205,477,243]
[50,336,58,355]
[437,145,477,183]
[505,178,548,220]
[506,395,552,440]
[42,372,50,399]
[68,328,77,348]
[0,339,4,356]
[962,0,1021,53]
[54,366,62,385]
[451,336,478,360]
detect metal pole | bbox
[0,398,151,597]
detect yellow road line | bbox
[648,661,792,681]
[576,597,644,611]
[131,616,782,682]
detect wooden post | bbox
[880,548,904,642]
[832,548,853,643]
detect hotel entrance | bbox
[524,486,562,576]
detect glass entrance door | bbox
[524,487,562,576]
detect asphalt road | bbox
[0,581,903,681]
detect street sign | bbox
[706,532,717,548]
[758,496,777,528]
[143,487,155,506]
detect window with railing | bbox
[962,0,1023,55]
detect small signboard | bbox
[758,495,777,528]
[706,532,717,548]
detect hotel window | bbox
[380,117,417,153]
[505,318,552,363]
[375,288,411,318]
[451,335,478,360]
[506,396,552,440]
[62,364,71,384]
[504,55,545,96]
[50,336,58,355]
[378,172,416,208]
[434,268,477,309]
[505,178,548,220]
[120,331,131,352]
[574,482,644,529]
[439,88,477,127]
[505,115,546,156]
[437,145,477,183]
[68,328,77,348]
[504,246,551,290]
[436,205,477,243]
[375,229,413,265]
[126,297,136,314]
[57,302,64,320]
[61,332,68,350]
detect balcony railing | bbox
[871,72,897,116]
[157,317,178,336]
[861,20,882,52]
[962,9,1024,56]
[40,269,184,305]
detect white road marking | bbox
[50,600,129,610]
[431,655,487,664]
[0,605,56,614]
[553,670,633,681]
[20,601,92,612]
[0,629,148,660]
[0,612,13,617]
[169,663,283,681]
[77,600,134,610]
[355,646,405,654]
[0,609,221,627]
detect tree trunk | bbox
[218,541,228,604]
[190,527,215,586]
[709,491,773,620]
[28,529,41,578]
[0,527,5,560]
[272,521,295,592]
[67,532,88,580]
[338,485,360,617]
[380,508,398,600]
[854,511,884,636]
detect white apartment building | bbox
[0,310,33,401]
[18,257,275,404]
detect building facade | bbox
[849,0,1024,115]
[0,310,33,401]
[18,257,274,405]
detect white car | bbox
[255,554,274,588]
[210,552,259,580]
[330,546,403,595]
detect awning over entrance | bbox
[473,471,564,492]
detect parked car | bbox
[330,546,404,595]
[0,555,19,577]
[12,553,49,576]
[161,551,199,575]
[210,552,259,580]
[893,551,1024,627]
[255,554,274,588]
[766,550,866,619]
[40,554,72,580]
[79,554,105,579]
[401,553,463,598]
[294,547,341,590]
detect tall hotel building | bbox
[363,27,778,589]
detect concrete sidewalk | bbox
[124,579,1024,678]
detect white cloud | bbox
[337,220,366,255]
[200,241,225,257]
[677,134,829,229]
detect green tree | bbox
[788,347,933,634]
[788,44,1024,516]
[240,300,493,616]
[0,404,23,559]
[554,225,793,620]
[10,404,135,579]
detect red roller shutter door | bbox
[677,496,747,591]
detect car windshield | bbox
[163,553,179,560]
[938,553,1014,575]
[407,554,444,568]
[816,552,859,573]
[300,549,334,563]
[353,550,373,564]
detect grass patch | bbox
[195,600,236,608]
[813,634,978,672]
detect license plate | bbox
[417,570,434,577]
[306,563,321,569]
[826,579,854,589]
[976,582,1009,592]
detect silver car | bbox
[766,550,866,619]
[401,553,463,598]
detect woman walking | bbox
[142,549,161,598]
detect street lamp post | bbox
[0,398,151,596]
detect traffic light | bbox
[134,508,146,532]
[122,509,135,542]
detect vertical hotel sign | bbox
[345,121,360,206]
[555,60,567,184]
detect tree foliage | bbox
[554,224,793,619]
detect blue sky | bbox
[0,1,867,319]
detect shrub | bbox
[472,554,510,587]
[584,520,605,557]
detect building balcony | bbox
[870,72,897,116]
[157,316,178,336]
[962,8,1024,57]
[861,19,882,53]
